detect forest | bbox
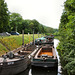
[57,0,75,75]
[0,0,57,34]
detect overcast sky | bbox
[5,0,66,29]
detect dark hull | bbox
[0,58,30,75]
[31,59,58,68]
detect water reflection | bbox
[18,66,58,75]
[31,67,58,75]
[17,67,30,75]
[17,39,62,75]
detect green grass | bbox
[0,34,42,56]
[0,43,8,56]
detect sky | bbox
[5,0,66,29]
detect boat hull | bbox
[31,59,58,68]
[0,58,30,75]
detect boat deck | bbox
[0,57,20,63]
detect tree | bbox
[10,13,23,32]
[0,0,10,32]
[57,0,75,74]
[20,19,32,34]
[9,13,57,34]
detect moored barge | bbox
[35,35,54,45]
[0,45,36,75]
[31,45,58,68]
[44,35,54,45]
[0,52,30,75]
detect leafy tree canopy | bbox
[58,0,75,74]
[0,0,10,32]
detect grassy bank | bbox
[0,34,42,56]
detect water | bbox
[17,39,62,75]
[54,39,62,75]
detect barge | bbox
[35,35,54,45]
[31,45,58,68]
[0,45,36,75]
[44,35,54,45]
[0,52,30,75]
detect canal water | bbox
[17,39,62,75]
